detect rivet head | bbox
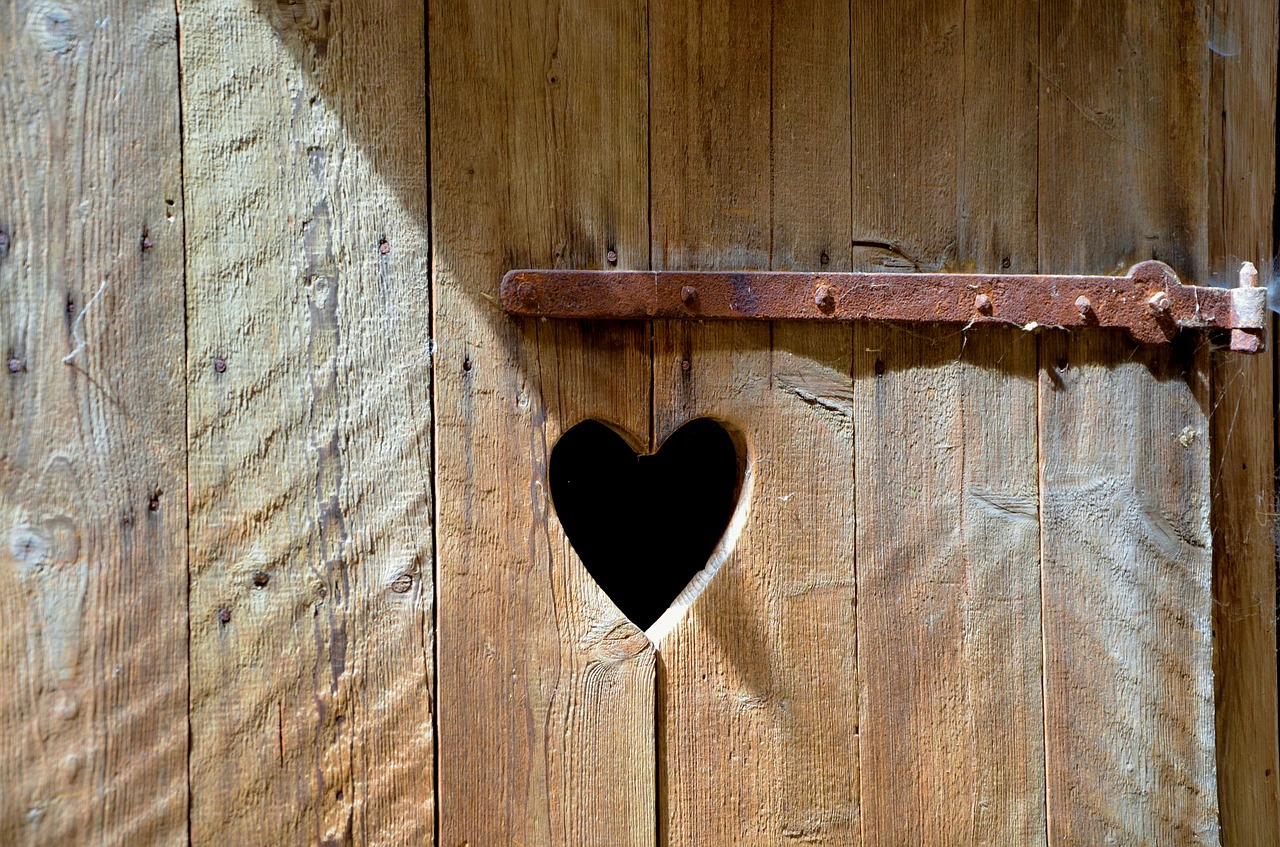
[212,358,227,373]
[1075,295,1092,316]
[1148,291,1171,314]
[7,358,24,373]
[814,284,834,311]
[680,285,697,306]
[515,281,537,307]
[974,293,993,315]
[606,249,619,265]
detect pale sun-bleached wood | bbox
[1038,1,1218,841]
[430,1,655,844]
[651,0,861,842]
[182,1,434,843]
[850,1,1046,843]
[0,0,188,843]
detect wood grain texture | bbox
[430,1,656,844]
[1038,1,1218,842]
[1208,0,1280,842]
[181,1,434,843]
[0,0,188,844]
[849,1,1045,844]
[650,0,860,842]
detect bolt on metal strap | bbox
[502,260,1268,353]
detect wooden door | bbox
[2,0,1277,845]
[429,1,1279,845]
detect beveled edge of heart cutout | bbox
[562,416,756,647]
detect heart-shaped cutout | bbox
[549,417,746,633]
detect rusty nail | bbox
[379,240,390,255]
[814,284,834,310]
[606,249,618,265]
[680,358,691,372]
[390,573,413,594]
[680,285,697,306]
[7,358,24,373]
[213,357,227,373]
[974,293,993,315]
[217,608,232,624]
[1075,295,1092,317]
[251,570,270,588]
[1148,291,1171,314]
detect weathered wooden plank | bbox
[181,1,433,843]
[1038,1,1218,842]
[850,1,1045,844]
[0,0,188,843]
[430,1,655,845]
[650,0,860,842]
[1208,0,1280,842]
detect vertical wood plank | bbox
[0,0,188,843]
[430,1,656,845]
[650,0,860,842]
[850,1,1045,844]
[1038,2,1218,842]
[182,1,434,843]
[1208,0,1280,842]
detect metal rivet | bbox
[212,358,227,373]
[7,358,24,373]
[1148,291,1171,314]
[974,293,993,315]
[1075,295,1092,317]
[606,249,619,265]
[515,281,537,307]
[814,284,834,310]
[680,285,697,306]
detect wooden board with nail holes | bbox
[1038,1,1218,842]
[0,1,189,844]
[180,1,434,844]
[1209,0,1280,842]
[849,2,1047,844]
[429,2,656,846]
[649,0,861,842]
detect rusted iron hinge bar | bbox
[502,260,1267,352]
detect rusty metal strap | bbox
[502,260,1267,352]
